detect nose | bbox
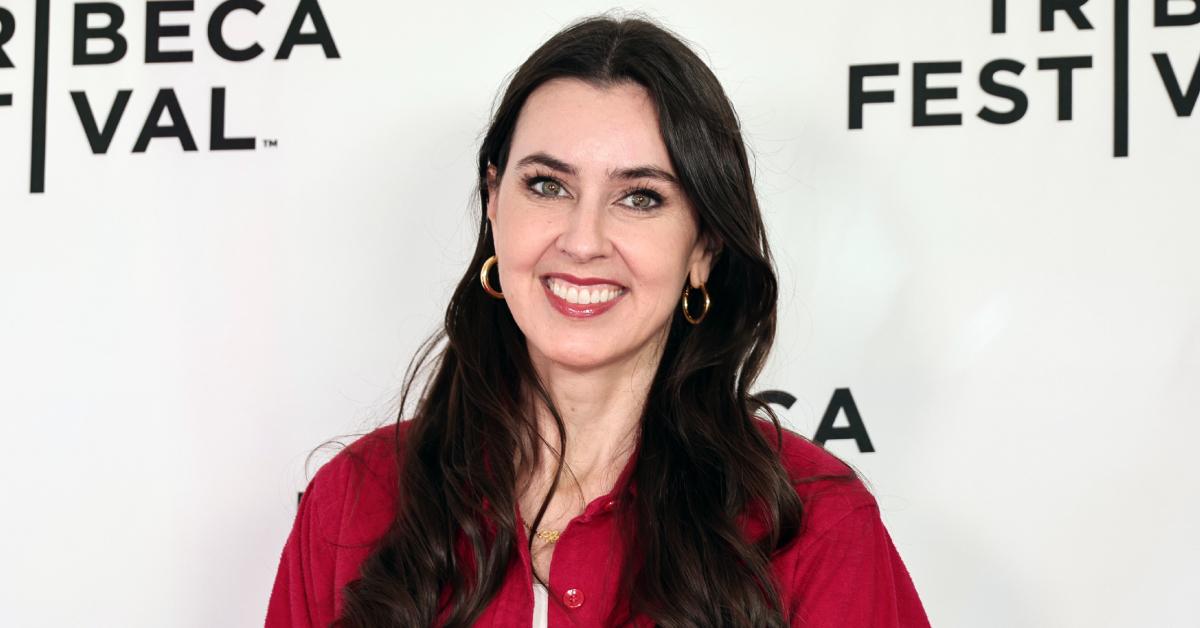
[557,195,611,262]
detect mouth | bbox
[540,274,627,318]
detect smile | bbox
[541,275,626,318]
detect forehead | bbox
[508,78,674,176]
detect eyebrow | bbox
[514,151,679,185]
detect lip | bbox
[541,276,626,319]
[541,272,626,288]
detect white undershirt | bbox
[533,582,549,628]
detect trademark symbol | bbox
[262,138,278,148]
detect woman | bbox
[266,13,930,628]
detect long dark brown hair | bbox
[337,12,856,627]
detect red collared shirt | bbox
[265,419,931,627]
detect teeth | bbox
[546,278,624,305]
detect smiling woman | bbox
[487,78,715,373]
[266,12,930,628]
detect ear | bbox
[486,164,500,223]
[687,232,722,288]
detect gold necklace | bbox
[522,519,563,544]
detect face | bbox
[486,78,715,373]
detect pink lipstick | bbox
[541,274,626,319]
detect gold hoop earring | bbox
[480,255,504,299]
[681,283,710,324]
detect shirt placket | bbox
[544,494,620,626]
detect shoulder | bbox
[750,419,931,626]
[749,416,877,536]
[267,421,413,625]
[747,418,928,624]
[309,420,406,492]
[302,420,410,546]
[335,419,409,483]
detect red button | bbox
[562,587,585,608]
[605,499,616,509]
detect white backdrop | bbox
[2,1,1197,626]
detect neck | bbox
[520,327,666,497]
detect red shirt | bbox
[266,418,931,627]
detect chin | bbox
[532,340,618,371]
[545,349,612,371]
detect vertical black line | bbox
[30,0,50,193]
[1114,0,1128,158]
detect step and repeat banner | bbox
[2,1,1196,626]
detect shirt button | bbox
[605,499,616,510]
[562,587,585,609]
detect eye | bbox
[619,188,664,211]
[526,175,569,198]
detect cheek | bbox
[620,223,695,290]
[493,194,555,280]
